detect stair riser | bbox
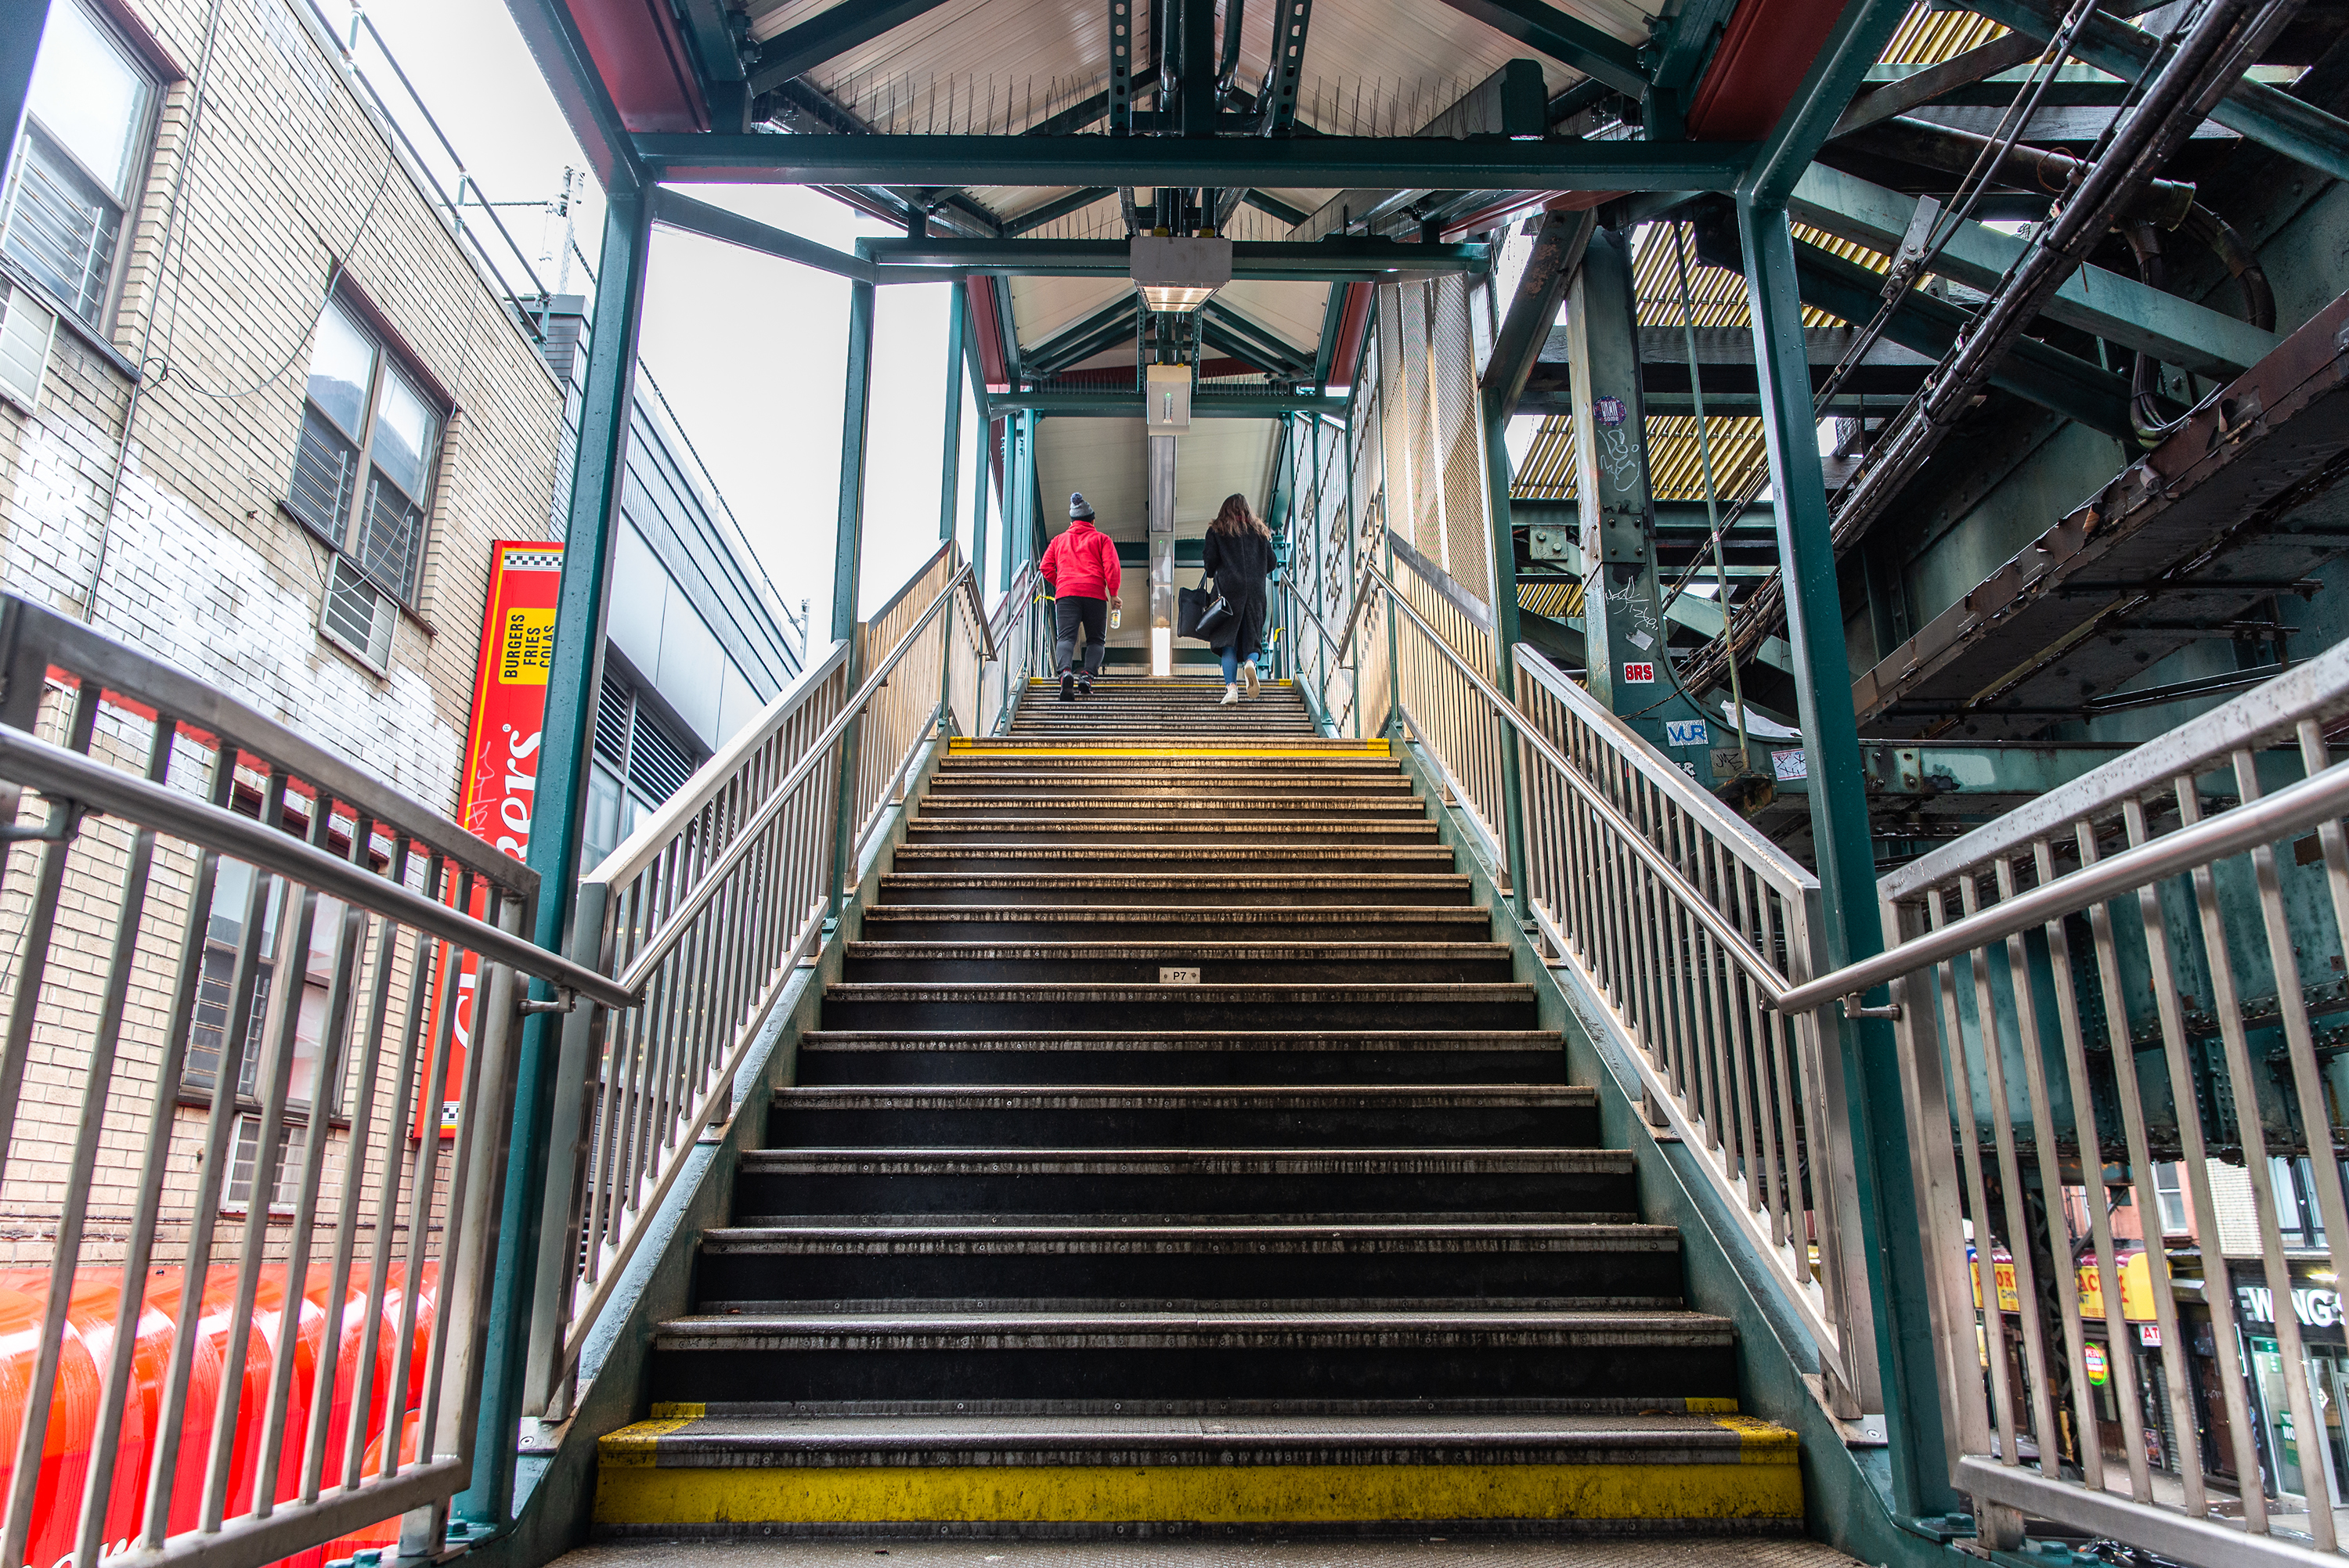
[814,995,1538,1029]
[887,852,1459,874]
[911,803,1430,821]
[839,956,1517,983]
[646,1342,1738,1404]
[695,1248,1685,1307]
[731,1168,1638,1220]
[877,879,1475,908]
[855,914,1490,942]
[933,768,1402,784]
[792,1047,1565,1086]
[905,829,1438,849]
[763,1104,1597,1148]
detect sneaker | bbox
[1076,672,1094,698]
[1240,661,1259,697]
[1059,671,1076,702]
[1220,684,1239,706]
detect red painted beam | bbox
[564,0,708,133]
[1327,283,1372,388]
[968,277,1011,391]
[1685,0,1848,139]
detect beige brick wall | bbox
[0,0,564,1297]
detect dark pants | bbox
[1055,596,1107,675]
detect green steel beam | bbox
[859,236,1492,280]
[1183,0,1217,135]
[1851,56,2304,108]
[639,133,1753,190]
[1027,294,1142,370]
[990,391,1348,415]
[1788,164,2279,376]
[1482,386,1531,919]
[462,183,654,1530]
[1482,207,1595,416]
[1244,189,1312,225]
[1200,299,1316,373]
[676,0,749,129]
[651,187,878,282]
[1432,0,1648,97]
[749,0,961,94]
[1005,186,1119,236]
[1965,0,2349,182]
[1739,0,1909,207]
[501,0,645,192]
[1643,0,1739,104]
[1785,235,2134,438]
[1522,389,1913,416]
[940,287,966,542]
[1737,192,1954,1518]
[1201,320,1304,377]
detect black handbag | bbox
[1178,580,1233,642]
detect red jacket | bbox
[1041,518,1121,600]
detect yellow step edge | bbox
[950,740,1388,759]
[595,1458,1802,1527]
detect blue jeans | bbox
[1220,645,1255,682]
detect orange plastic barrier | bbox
[0,1263,437,1568]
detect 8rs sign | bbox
[1622,661,1655,684]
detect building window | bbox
[290,297,444,661]
[2153,1162,2191,1235]
[224,1115,305,1214]
[581,672,704,872]
[1,0,156,329]
[185,859,335,1113]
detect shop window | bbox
[223,1116,305,1214]
[290,296,444,666]
[0,0,156,330]
[2271,1155,2327,1249]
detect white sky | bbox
[354,0,981,636]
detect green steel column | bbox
[459,182,652,1530]
[972,415,994,593]
[999,418,1018,593]
[1736,193,1955,1519]
[939,287,967,545]
[1565,228,1713,766]
[828,278,877,920]
[1480,387,1530,918]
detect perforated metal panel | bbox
[1431,272,1490,607]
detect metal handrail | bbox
[0,729,627,1007]
[1368,568,1804,1002]
[0,597,544,1568]
[592,560,980,997]
[1778,758,2349,1015]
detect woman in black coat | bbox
[1200,493,1275,705]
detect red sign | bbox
[1622,661,1656,684]
[419,541,565,1138]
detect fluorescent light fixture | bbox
[1131,234,1232,315]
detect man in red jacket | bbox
[1040,492,1121,700]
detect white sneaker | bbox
[1220,684,1239,705]
[1240,661,1259,697]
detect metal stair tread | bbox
[843,940,1513,960]
[737,1146,1632,1171]
[600,1409,1791,1465]
[770,1085,1593,1107]
[655,1307,1738,1341]
[699,1220,1680,1247]
[819,980,1537,999]
[798,1029,1557,1048]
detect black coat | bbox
[1200,528,1274,658]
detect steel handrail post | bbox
[460,180,651,1535]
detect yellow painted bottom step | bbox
[593,1413,1802,1534]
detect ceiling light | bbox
[1131,233,1232,315]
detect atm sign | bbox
[1622,661,1656,684]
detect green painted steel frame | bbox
[1737,193,1955,1523]
[636,132,1753,189]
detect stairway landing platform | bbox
[555,1534,1854,1563]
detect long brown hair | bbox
[1208,493,1270,540]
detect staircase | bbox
[594,675,1802,1540]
